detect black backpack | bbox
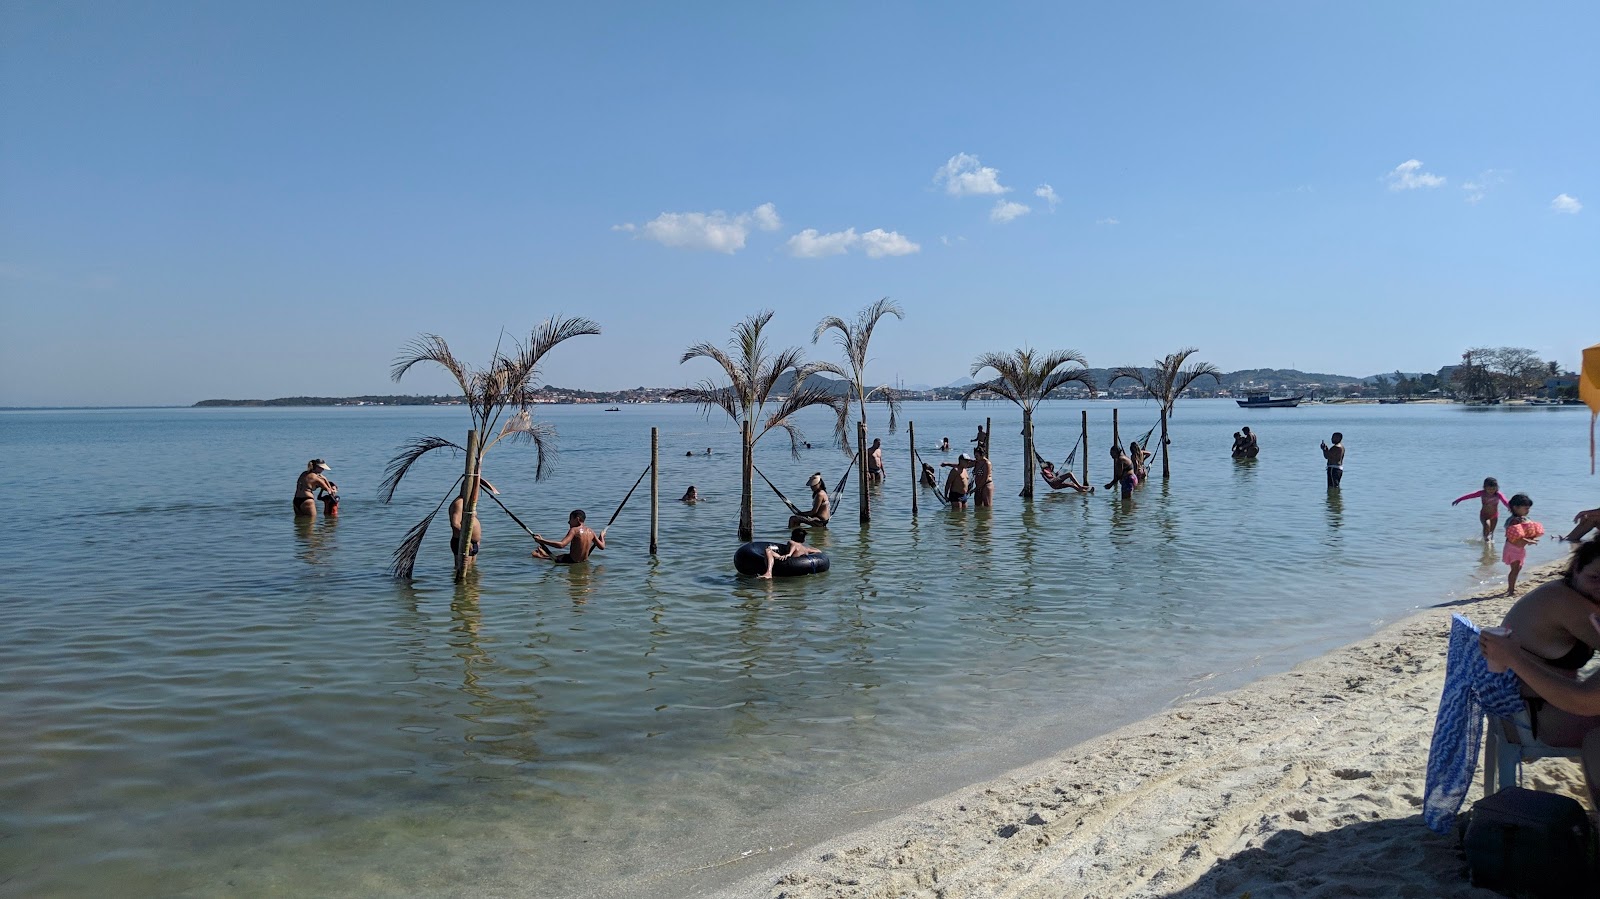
[1461,787,1594,897]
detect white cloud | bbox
[940,235,967,247]
[990,200,1030,223]
[1034,184,1059,211]
[785,227,920,259]
[1461,170,1504,205]
[1384,159,1445,191]
[1095,217,1120,226]
[1552,193,1583,214]
[786,228,858,258]
[859,229,920,258]
[617,202,781,253]
[934,153,1010,196]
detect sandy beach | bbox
[706,560,1586,899]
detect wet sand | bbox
[703,560,1585,899]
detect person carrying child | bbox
[1503,493,1545,596]
[1452,477,1510,542]
[757,528,822,579]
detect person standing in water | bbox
[293,459,336,517]
[448,478,497,569]
[1241,426,1259,458]
[1452,477,1510,542]
[945,447,993,507]
[942,455,971,509]
[867,438,885,483]
[1321,432,1345,488]
[1104,445,1137,498]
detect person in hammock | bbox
[920,462,938,488]
[1038,461,1092,493]
[788,472,831,528]
[530,509,606,563]
[1128,440,1152,480]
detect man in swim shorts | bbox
[942,455,971,509]
[531,509,606,563]
[1104,445,1137,498]
[1321,432,1345,488]
[448,478,496,568]
[867,438,885,483]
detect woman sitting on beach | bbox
[1038,461,1091,494]
[1479,540,1600,802]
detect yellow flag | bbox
[1583,343,1600,474]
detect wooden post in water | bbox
[1112,408,1120,449]
[985,416,992,455]
[858,420,870,525]
[739,419,754,541]
[453,429,479,583]
[649,427,659,555]
[908,420,918,515]
[1160,408,1171,480]
[1081,410,1089,487]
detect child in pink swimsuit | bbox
[1452,476,1510,542]
[1502,493,1544,596]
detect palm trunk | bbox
[453,429,479,582]
[1020,407,1035,498]
[739,419,753,541]
[1160,407,1171,480]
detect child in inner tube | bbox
[759,528,821,579]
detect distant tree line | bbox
[1451,347,1566,400]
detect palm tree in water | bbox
[1109,347,1221,479]
[962,348,1095,499]
[812,297,905,453]
[672,310,844,540]
[381,317,601,580]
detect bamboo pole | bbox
[649,427,659,554]
[858,420,870,524]
[1081,409,1089,486]
[909,420,918,515]
[740,419,754,541]
[453,429,479,583]
[1160,409,1171,480]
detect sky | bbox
[1,1,1596,406]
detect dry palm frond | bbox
[499,415,560,481]
[389,478,463,579]
[379,435,463,503]
[669,380,742,422]
[392,335,471,395]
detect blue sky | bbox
[1,1,1595,405]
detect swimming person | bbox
[757,528,821,580]
[1104,445,1137,497]
[1321,432,1345,488]
[942,455,971,509]
[971,425,988,453]
[1452,477,1510,541]
[531,509,606,563]
[1503,493,1543,596]
[867,438,885,483]
[788,472,831,528]
[447,478,496,567]
[293,459,336,517]
[680,485,699,504]
[1039,461,1091,493]
[939,436,950,452]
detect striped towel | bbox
[1423,613,1525,833]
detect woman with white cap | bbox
[787,472,831,529]
[293,459,336,517]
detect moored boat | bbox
[1236,393,1304,409]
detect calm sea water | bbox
[1,400,1593,897]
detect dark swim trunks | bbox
[449,536,480,556]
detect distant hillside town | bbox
[195,346,1578,407]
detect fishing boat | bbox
[1235,393,1304,409]
[604,406,621,412]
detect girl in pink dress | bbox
[1503,493,1545,596]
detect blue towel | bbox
[1423,614,1526,833]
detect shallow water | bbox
[0,400,1592,897]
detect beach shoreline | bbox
[690,560,1585,899]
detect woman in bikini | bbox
[293,459,336,517]
[1038,461,1091,494]
[1480,540,1600,804]
[945,447,993,507]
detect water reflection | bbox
[1324,487,1345,531]
[293,514,337,566]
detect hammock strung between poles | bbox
[478,462,650,546]
[1033,431,1084,472]
[749,463,807,517]
[825,451,860,514]
[911,447,950,505]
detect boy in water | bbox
[1452,476,1510,541]
[1320,432,1345,488]
[531,509,606,563]
[758,528,821,579]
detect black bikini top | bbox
[1544,642,1596,671]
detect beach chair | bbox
[1483,707,1583,795]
